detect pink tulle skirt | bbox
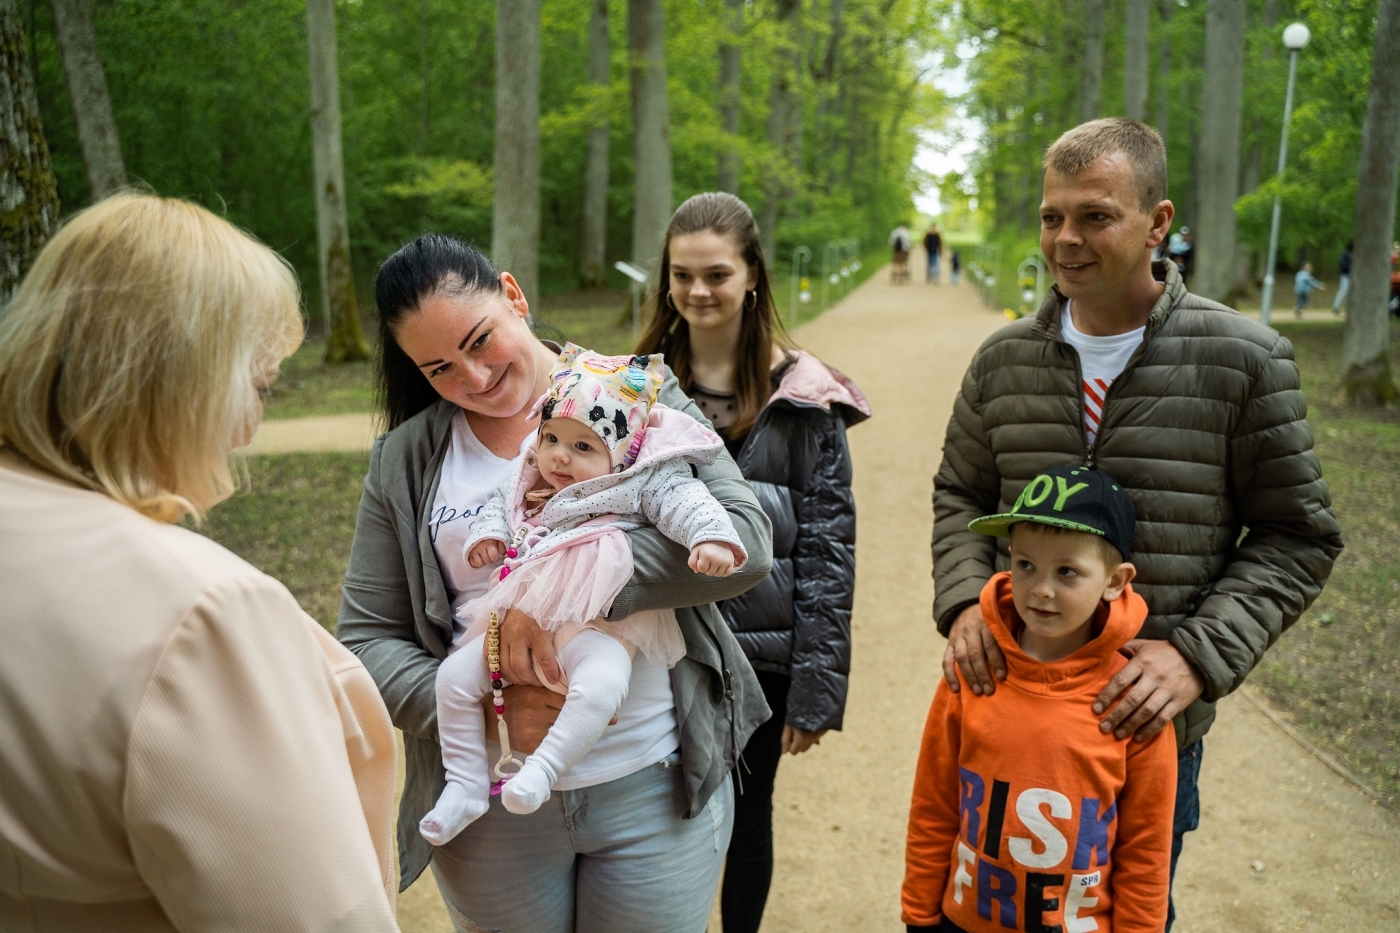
[457,527,686,670]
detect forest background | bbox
[23,0,944,321]
[947,0,1399,305]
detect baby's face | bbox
[537,418,613,489]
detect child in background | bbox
[903,466,1176,933]
[420,344,747,845]
[950,250,962,285]
[1294,262,1326,318]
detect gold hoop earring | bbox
[665,291,678,311]
[745,290,758,311]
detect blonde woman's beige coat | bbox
[0,451,400,932]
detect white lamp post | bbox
[1259,22,1311,327]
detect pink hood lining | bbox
[769,350,871,421]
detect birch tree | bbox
[1124,0,1149,121]
[1078,0,1105,123]
[1193,0,1245,302]
[628,0,671,275]
[306,0,368,363]
[492,0,540,307]
[0,0,59,299]
[1342,0,1400,404]
[580,0,609,288]
[716,0,742,194]
[49,0,124,200]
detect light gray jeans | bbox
[431,750,733,933]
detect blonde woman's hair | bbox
[0,192,303,522]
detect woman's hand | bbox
[479,686,563,756]
[781,725,828,755]
[492,606,561,687]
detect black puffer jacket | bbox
[719,352,871,733]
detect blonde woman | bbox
[0,194,401,931]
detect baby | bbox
[420,344,747,845]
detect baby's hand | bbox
[467,539,507,568]
[688,541,736,578]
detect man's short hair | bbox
[1043,118,1167,212]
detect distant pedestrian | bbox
[950,250,961,284]
[1293,262,1326,318]
[1168,226,1193,283]
[1332,241,1352,316]
[890,223,911,283]
[923,225,943,283]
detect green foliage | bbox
[952,0,1398,275]
[27,0,946,316]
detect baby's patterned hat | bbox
[539,343,665,471]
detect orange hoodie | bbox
[902,572,1176,933]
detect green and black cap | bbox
[968,466,1135,560]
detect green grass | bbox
[262,335,377,420]
[196,452,369,630]
[1252,319,1400,809]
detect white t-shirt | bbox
[429,409,679,789]
[1061,303,1145,447]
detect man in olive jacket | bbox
[931,119,1342,928]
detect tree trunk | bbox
[492,0,540,308]
[1233,0,1276,296]
[1155,0,1171,148]
[0,0,58,299]
[1193,0,1245,302]
[580,0,609,288]
[48,0,123,200]
[818,0,843,193]
[628,0,672,277]
[758,0,800,265]
[1078,0,1105,123]
[306,0,368,363]
[1342,0,1400,404]
[1124,0,1149,121]
[716,0,742,194]
[417,0,430,153]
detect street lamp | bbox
[1259,22,1311,327]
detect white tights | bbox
[419,627,633,845]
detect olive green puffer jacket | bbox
[933,261,1343,746]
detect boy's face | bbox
[537,417,612,489]
[1008,523,1136,652]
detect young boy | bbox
[904,466,1177,933]
[1293,261,1326,318]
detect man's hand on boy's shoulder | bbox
[941,603,1206,742]
[1093,640,1206,742]
[941,604,1007,695]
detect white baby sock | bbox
[419,783,490,845]
[501,758,560,814]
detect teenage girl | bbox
[637,192,870,933]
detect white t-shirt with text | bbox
[429,409,679,789]
[1060,303,1145,447]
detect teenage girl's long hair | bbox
[635,192,794,439]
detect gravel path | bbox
[258,267,1400,931]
